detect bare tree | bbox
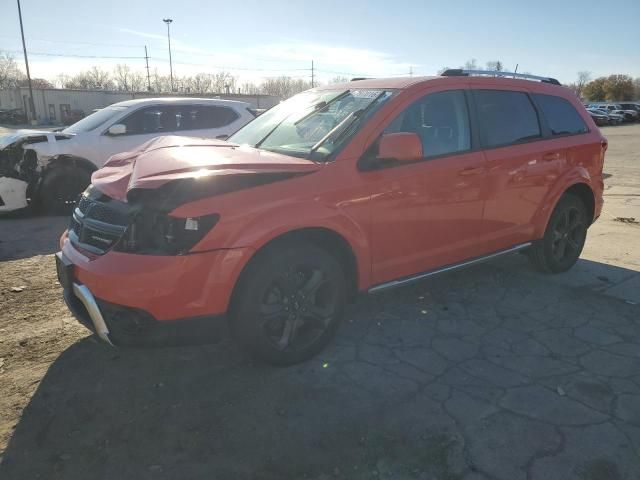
[261,76,311,98]
[575,71,592,98]
[0,51,25,88]
[486,60,503,71]
[462,59,478,70]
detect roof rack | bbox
[440,69,561,86]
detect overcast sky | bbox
[2,0,639,85]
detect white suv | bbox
[0,97,256,213]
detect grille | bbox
[70,192,129,255]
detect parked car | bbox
[61,109,86,125]
[586,108,610,126]
[0,108,27,125]
[0,98,256,213]
[588,108,624,125]
[617,103,640,118]
[589,104,638,122]
[57,70,606,365]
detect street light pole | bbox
[16,0,36,123]
[163,18,174,92]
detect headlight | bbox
[115,208,219,255]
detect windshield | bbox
[63,106,129,134]
[229,88,394,160]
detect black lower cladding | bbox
[64,289,227,347]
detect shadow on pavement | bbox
[0,215,68,261]
[2,258,640,480]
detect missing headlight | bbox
[115,209,219,255]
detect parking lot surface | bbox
[0,125,639,479]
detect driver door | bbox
[364,89,488,286]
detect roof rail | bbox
[350,77,371,81]
[440,69,561,86]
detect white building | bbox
[0,87,280,124]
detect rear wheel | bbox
[40,166,91,215]
[528,194,588,273]
[231,242,346,365]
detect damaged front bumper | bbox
[0,176,29,212]
[55,251,228,347]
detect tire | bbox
[230,241,347,365]
[39,166,91,215]
[528,194,588,273]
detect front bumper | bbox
[60,233,254,321]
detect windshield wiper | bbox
[309,91,389,157]
[254,90,352,149]
[294,90,351,126]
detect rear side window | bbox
[473,90,541,148]
[174,105,239,130]
[533,94,588,136]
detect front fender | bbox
[180,195,372,290]
[531,166,595,239]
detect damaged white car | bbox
[0,97,256,214]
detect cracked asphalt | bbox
[1,125,639,479]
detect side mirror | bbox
[377,132,423,163]
[107,124,126,136]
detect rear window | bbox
[473,90,541,148]
[533,94,588,136]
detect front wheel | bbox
[528,194,588,273]
[39,166,91,215]
[231,242,346,365]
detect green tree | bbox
[603,75,634,101]
[583,77,607,101]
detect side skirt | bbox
[368,242,532,294]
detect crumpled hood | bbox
[0,129,71,150]
[92,135,321,203]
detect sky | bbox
[2,0,639,86]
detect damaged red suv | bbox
[57,70,606,364]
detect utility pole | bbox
[311,60,314,88]
[163,18,174,92]
[16,0,36,123]
[144,46,151,91]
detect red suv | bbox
[56,70,606,364]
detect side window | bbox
[385,90,471,158]
[533,94,588,136]
[120,106,176,135]
[172,105,240,131]
[473,90,541,148]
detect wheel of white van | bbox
[231,242,346,365]
[40,166,91,215]
[528,194,588,273]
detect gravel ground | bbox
[0,124,639,480]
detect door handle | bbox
[542,152,560,161]
[458,166,485,176]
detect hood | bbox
[92,135,321,205]
[0,129,59,150]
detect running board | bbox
[368,242,532,294]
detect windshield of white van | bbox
[228,89,394,160]
[62,106,129,134]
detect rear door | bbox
[472,88,563,251]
